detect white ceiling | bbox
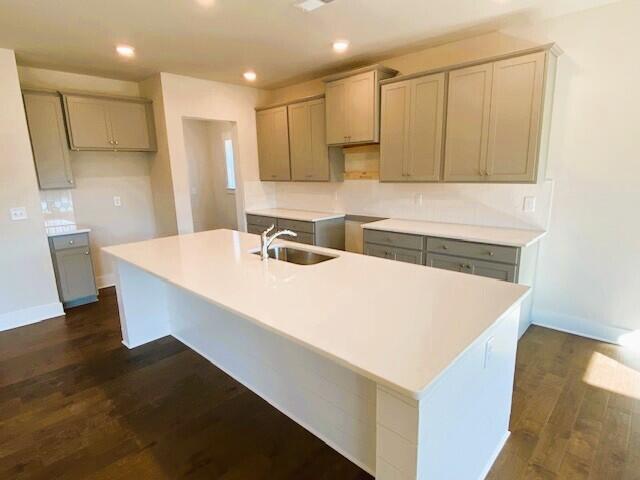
[0,0,620,88]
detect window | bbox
[224,138,236,190]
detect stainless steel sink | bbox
[253,246,336,265]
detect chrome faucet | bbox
[260,225,297,260]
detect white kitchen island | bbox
[104,229,529,480]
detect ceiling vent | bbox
[294,0,335,12]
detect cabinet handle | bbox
[441,245,448,250]
[114,140,119,145]
[68,179,74,185]
[68,240,74,245]
[109,140,114,145]
[84,251,89,255]
[486,250,494,256]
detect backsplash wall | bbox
[276,178,553,231]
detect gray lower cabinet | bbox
[364,229,520,283]
[49,232,98,308]
[364,243,423,265]
[246,214,345,250]
[425,253,517,282]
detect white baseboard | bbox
[0,301,64,332]
[531,310,632,345]
[96,273,116,289]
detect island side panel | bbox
[165,286,377,474]
[114,260,171,348]
[375,305,521,480]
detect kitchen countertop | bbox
[246,208,346,222]
[104,229,528,398]
[363,218,546,248]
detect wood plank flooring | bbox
[1,287,639,479]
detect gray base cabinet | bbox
[49,232,98,308]
[364,229,522,283]
[247,214,345,250]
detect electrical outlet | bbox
[10,207,27,221]
[414,193,423,207]
[484,336,495,369]
[523,196,536,213]
[113,196,122,207]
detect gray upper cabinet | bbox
[63,94,156,152]
[485,52,546,182]
[324,65,397,146]
[256,106,291,181]
[444,51,547,183]
[288,99,329,181]
[22,90,74,190]
[380,73,445,182]
[443,63,493,182]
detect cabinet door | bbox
[408,73,446,181]
[64,95,113,149]
[256,106,291,181]
[394,248,424,265]
[23,91,74,190]
[380,80,411,182]
[364,243,394,260]
[288,99,328,181]
[444,64,493,182]
[108,100,153,150]
[486,52,546,182]
[468,259,517,282]
[426,253,466,273]
[346,71,376,143]
[325,79,348,144]
[54,247,97,302]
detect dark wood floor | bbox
[1,288,638,479]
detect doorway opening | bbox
[182,119,239,232]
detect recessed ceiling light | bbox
[116,45,135,57]
[243,71,257,82]
[332,40,349,53]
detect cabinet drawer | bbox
[426,237,518,265]
[288,232,315,245]
[52,233,89,251]
[247,224,266,235]
[277,218,315,234]
[246,214,277,228]
[365,243,424,265]
[426,253,517,282]
[364,229,424,251]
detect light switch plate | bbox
[484,336,495,369]
[113,196,122,207]
[10,207,28,221]
[414,193,423,207]
[523,196,536,213]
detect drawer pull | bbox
[487,251,494,256]
[441,245,448,250]
[68,240,74,245]
[84,251,90,255]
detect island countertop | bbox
[363,218,546,248]
[104,229,528,399]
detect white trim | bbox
[531,310,631,345]
[0,301,64,332]
[173,332,376,476]
[96,273,116,289]
[479,431,510,480]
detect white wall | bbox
[183,119,238,232]
[157,72,275,234]
[0,50,62,330]
[262,0,640,342]
[18,66,158,287]
[502,0,640,339]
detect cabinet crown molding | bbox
[255,93,325,112]
[321,64,398,83]
[380,42,562,86]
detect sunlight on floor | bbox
[582,351,640,399]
